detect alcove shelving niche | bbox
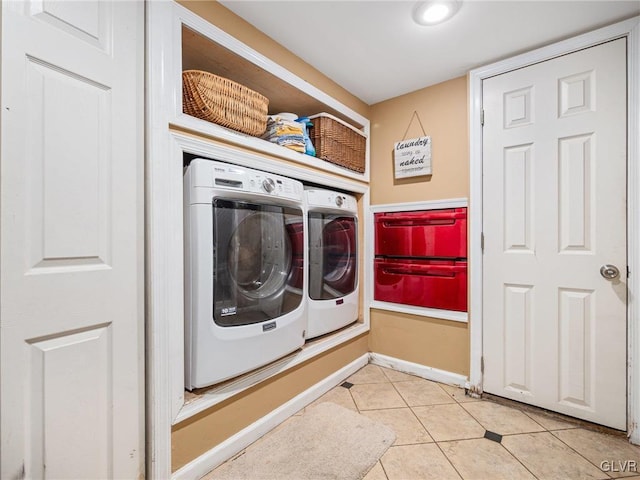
[167,2,371,421]
[146,3,372,477]
[171,5,371,183]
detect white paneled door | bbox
[482,39,627,429]
[1,1,144,478]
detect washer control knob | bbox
[262,178,276,193]
[335,196,344,207]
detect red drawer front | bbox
[375,208,467,258]
[374,259,467,311]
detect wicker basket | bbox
[308,113,366,173]
[182,70,269,137]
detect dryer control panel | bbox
[305,188,357,213]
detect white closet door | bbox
[482,39,627,429]
[0,1,144,478]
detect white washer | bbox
[184,159,307,390]
[305,188,359,339]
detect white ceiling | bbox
[219,1,640,105]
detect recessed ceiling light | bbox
[413,0,462,26]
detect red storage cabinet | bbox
[374,259,467,311]
[375,208,467,258]
[373,207,467,312]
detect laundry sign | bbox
[394,135,432,179]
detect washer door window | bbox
[213,199,303,326]
[308,213,357,300]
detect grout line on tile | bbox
[458,399,547,435]
[548,429,617,477]
[434,441,464,480]
[361,406,424,417]
[388,380,411,409]
[378,455,391,480]
[410,403,486,442]
[369,406,418,412]
[482,393,625,437]
[434,381,459,403]
[347,385,360,414]
[390,379,458,408]
[434,437,542,480]
[504,431,614,480]
[520,409,580,433]
[378,366,397,383]
[456,401,492,434]
[497,437,541,480]
[406,404,434,442]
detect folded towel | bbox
[262,116,306,153]
[262,117,303,136]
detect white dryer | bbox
[184,159,307,390]
[305,188,359,339]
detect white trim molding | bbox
[171,131,368,195]
[370,198,468,213]
[369,353,468,388]
[370,302,468,323]
[172,354,369,480]
[469,16,640,442]
[627,17,640,446]
[146,2,179,479]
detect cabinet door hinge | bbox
[481,232,485,252]
[481,109,485,126]
[480,356,485,374]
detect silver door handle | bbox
[600,264,620,280]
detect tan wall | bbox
[368,76,470,376]
[172,334,369,471]
[369,310,469,375]
[369,75,468,204]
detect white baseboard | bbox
[172,353,369,479]
[369,353,468,388]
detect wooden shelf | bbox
[182,25,365,130]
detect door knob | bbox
[600,264,620,280]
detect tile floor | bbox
[214,364,640,480]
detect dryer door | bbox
[308,213,358,300]
[213,198,303,326]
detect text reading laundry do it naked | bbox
[399,155,427,167]
[395,137,430,150]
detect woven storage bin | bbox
[182,70,269,137]
[309,113,366,173]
